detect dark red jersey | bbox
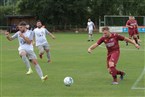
[126,19,138,36]
[126,19,138,30]
[97,33,125,53]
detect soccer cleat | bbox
[41,75,48,82]
[87,40,90,42]
[39,54,43,59]
[92,40,94,41]
[120,72,125,80]
[112,82,119,85]
[26,68,33,75]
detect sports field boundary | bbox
[131,68,145,90]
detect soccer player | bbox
[126,16,139,45]
[88,26,140,85]
[5,21,48,82]
[86,18,96,41]
[33,20,55,63]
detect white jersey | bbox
[12,30,34,51]
[33,27,50,46]
[87,21,95,31]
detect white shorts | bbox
[88,30,93,34]
[19,49,37,59]
[37,43,50,51]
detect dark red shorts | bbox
[134,29,139,34]
[128,30,134,37]
[107,51,120,68]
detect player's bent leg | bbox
[88,34,91,41]
[38,46,45,59]
[109,62,117,77]
[89,30,93,41]
[89,32,94,41]
[19,50,32,75]
[88,30,93,41]
[41,75,48,82]
[133,35,139,45]
[115,69,125,80]
[91,34,94,41]
[31,59,48,81]
[109,62,118,84]
[120,72,125,80]
[45,49,51,63]
[109,52,125,81]
[137,34,141,42]
[31,59,38,65]
[26,68,33,75]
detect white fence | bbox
[99,26,145,33]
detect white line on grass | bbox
[131,87,145,90]
[131,36,145,90]
[131,68,145,90]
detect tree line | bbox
[0,0,145,28]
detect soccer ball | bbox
[64,77,74,86]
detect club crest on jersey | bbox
[106,42,115,47]
[110,38,114,42]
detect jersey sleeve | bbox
[126,20,130,25]
[11,32,19,39]
[92,22,95,26]
[29,31,34,41]
[116,34,125,41]
[32,30,35,38]
[97,37,104,45]
[44,28,50,35]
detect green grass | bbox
[0,32,145,97]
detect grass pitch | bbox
[0,32,145,97]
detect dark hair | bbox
[18,21,27,26]
[37,20,42,23]
[102,26,109,31]
[36,20,43,25]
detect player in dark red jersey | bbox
[126,16,139,45]
[88,26,140,85]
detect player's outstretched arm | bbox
[5,32,13,41]
[124,37,140,49]
[93,24,97,31]
[49,33,55,39]
[126,24,133,28]
[88,43,99,53]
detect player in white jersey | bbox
[86,18,96,41]
[5,21,48,82]
[33,20,55,63]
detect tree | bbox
[87,0,145,26]
[0,0,18,26]
[1,0,145,27]
[17,0,89,28]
